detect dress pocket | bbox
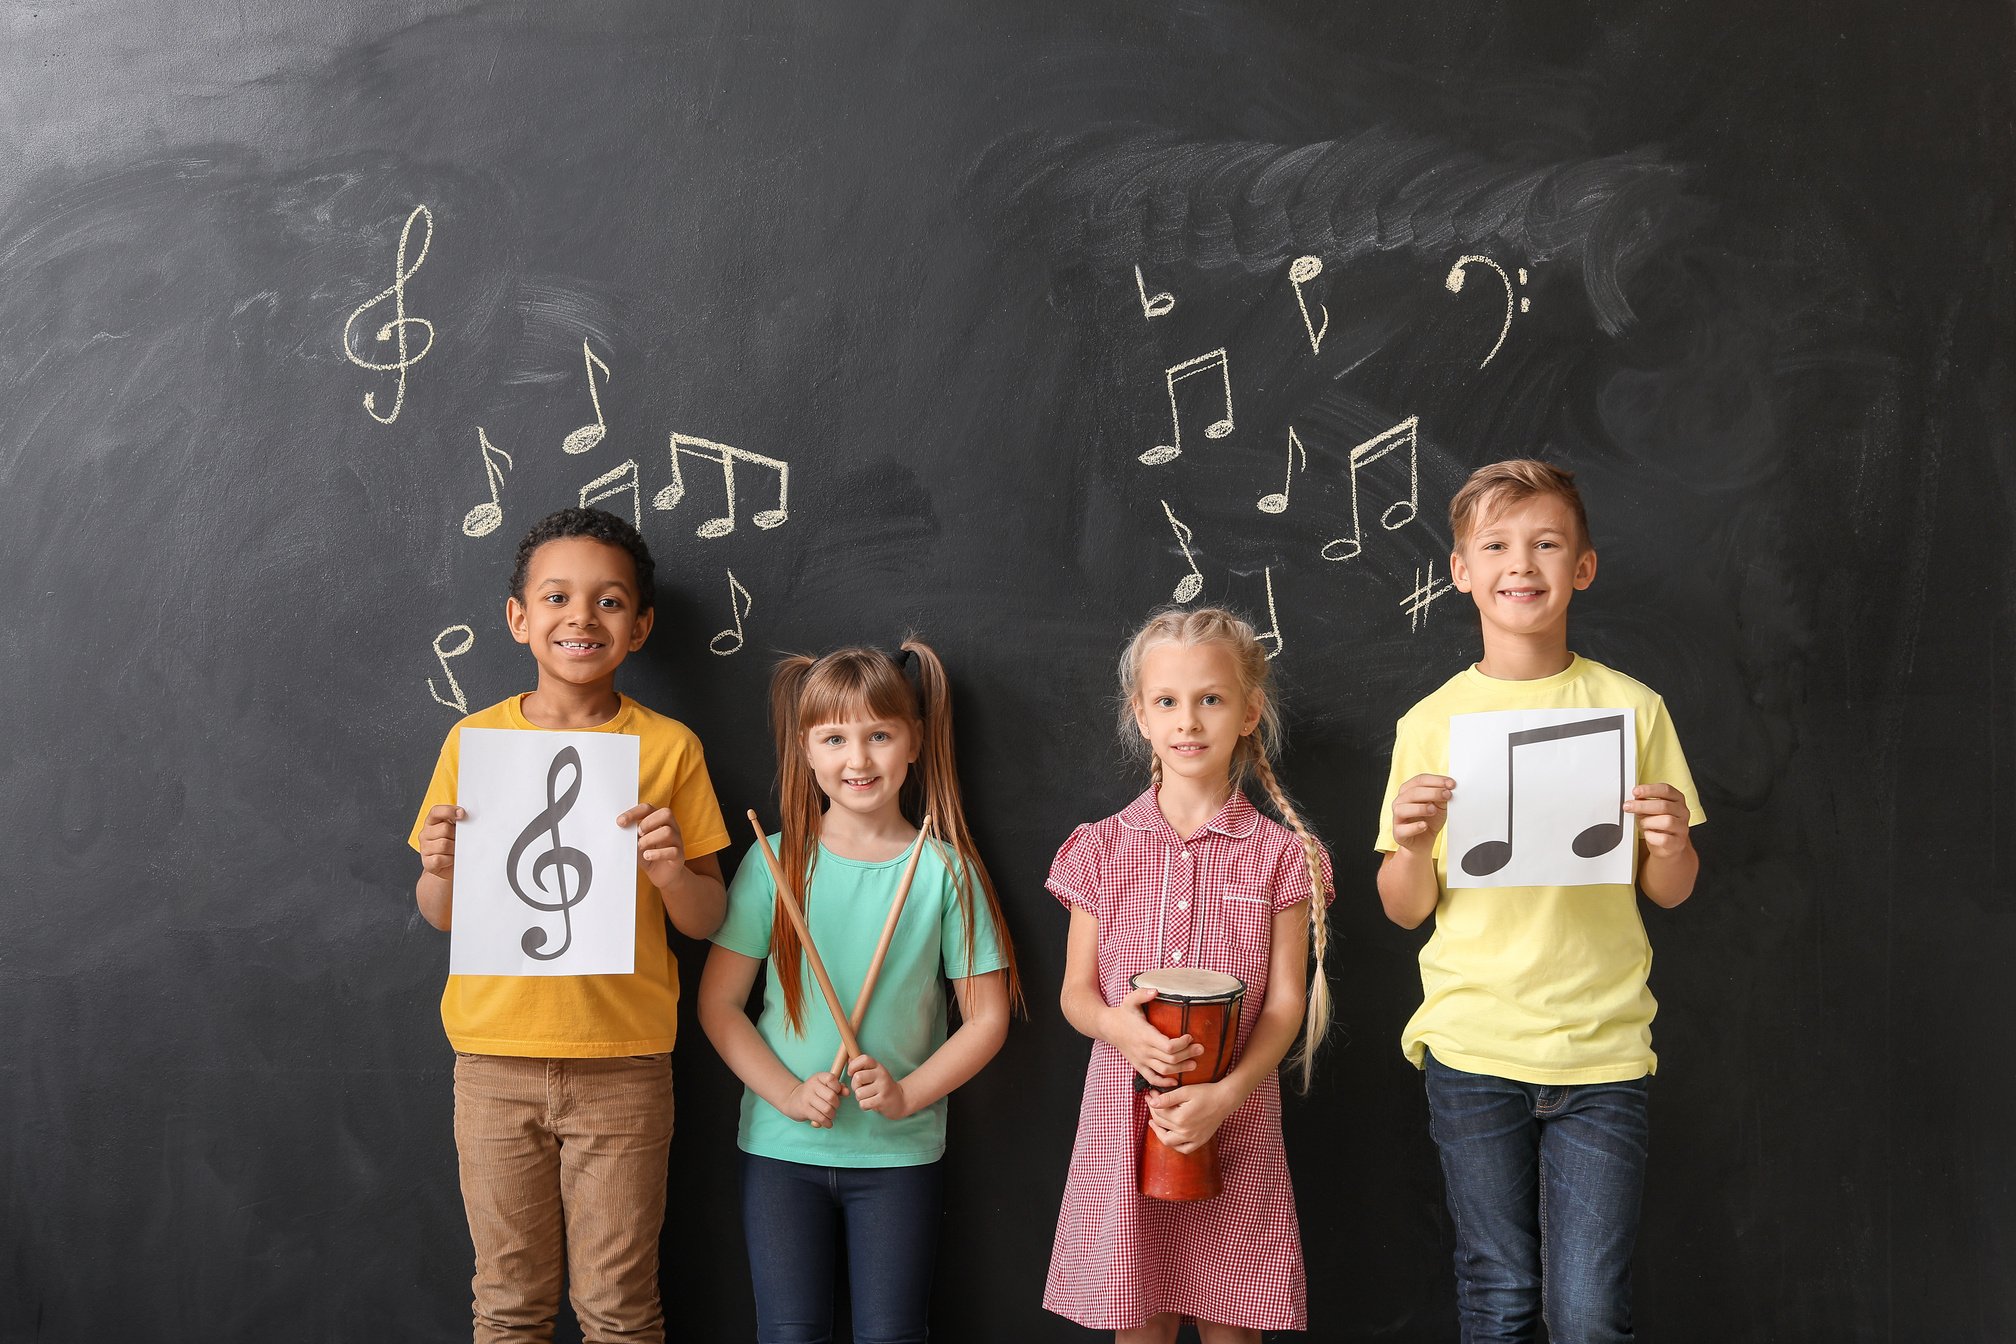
[1220,884,1275,948]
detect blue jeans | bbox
[740,1153,943,1344]
[1423,1052,1651,1344]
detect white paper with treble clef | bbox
[451,728,641,976]
[1444,708,1637,889]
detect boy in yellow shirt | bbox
[411,507,730,1344]
[1376,461,1703,1344]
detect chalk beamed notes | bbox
[341,204,435,426]
[1321,416,1420,562]
[580,459,641,530]
[654,434,789,539]
[1141,349,1234,466]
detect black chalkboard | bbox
[4,2,2012,1340]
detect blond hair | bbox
[767,639,1023,1033]
[1116,606,1332,1092]
[1448,458,1590,550]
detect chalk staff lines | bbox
[342,204,435,425]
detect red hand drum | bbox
[1130,967,1246,1202]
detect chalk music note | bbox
[1320,416,1420,561]
[560,341,612,454]
[426,624,474,713]
[1135,264,1175,319]
[1255,566,1283,660]
[1444,255,1530,369]
[1160,499,1204,603]
[1288,255,1329,354]
[507,745,594,961]
[580,459,641,530]
[1141,348,1233,466]
[653,434,789,539]
[460,428,514,538]
[1257,427,1307,514]
[710,570,753,656]
[341,204,435,425]
[1460,715,1627,878]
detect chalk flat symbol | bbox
[341,204,435,425]
[1142,348,1233,466]
[1135,264,1175,319]
[1460,715,1627,878]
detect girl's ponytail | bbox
[767,654,820,1035]
[1248,745,1331,1093]
[902,637,1025,1016]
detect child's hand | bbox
[1102,986,1205,1089]
[1144,1081,1239,1154]
[783,1071,847,1129]
[1391,774,1454,853]
[419,805,465,879]
[619,803,687,891]
[1625,782,1693,861]
[847,1055,913,1121]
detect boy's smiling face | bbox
[506,536,653,692]
[1449,492,1596,649]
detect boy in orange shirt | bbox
[411,507,730,1343]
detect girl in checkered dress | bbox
[1045,607,1335,1342]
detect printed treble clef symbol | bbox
[506,745,594,961]
[341,203,436,425]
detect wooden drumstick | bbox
[828,814,935,1075]
[747,811,863,1066]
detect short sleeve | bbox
[1640,697,1707,827]
[662,732,732,861]
[1374,713,1440,853]
[1045,823,1104,915]
[712,839,778,959]
[937,849,1011,981]
[407,726,461,851]
[1271,833,1337,911]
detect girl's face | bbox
[1132,641,1262,789]
[803,714,918,823]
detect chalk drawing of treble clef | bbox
[507,745,593,962]
[342,204,436,425]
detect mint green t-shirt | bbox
[713,833,1009,1167]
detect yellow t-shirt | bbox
[1375,656,1705,1085]
[408,694,731,1056]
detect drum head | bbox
[1130,967,1245,1002]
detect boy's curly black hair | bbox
[508,508,657,611]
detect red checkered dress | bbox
[1042,787,1335,1332]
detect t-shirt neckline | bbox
[1460,653,1588,696]
[505,692,637,733]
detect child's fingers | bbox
[1118,986,1160,1011]
[614,803,653,828]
